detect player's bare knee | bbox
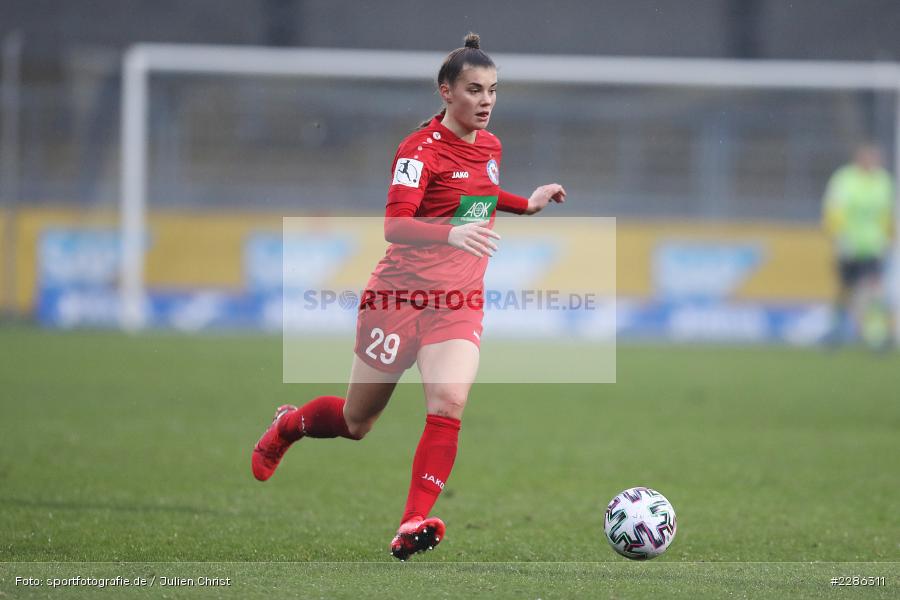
[344,417,373,440]
[427,386,468,419]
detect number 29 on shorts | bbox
[365,327,400,365]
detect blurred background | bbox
[4,4,900,581]
[2,0,900,344]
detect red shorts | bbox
[353,298,484,374]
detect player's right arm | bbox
[383,141,499,257]
[385,202,498,256]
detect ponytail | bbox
[416,32,494,131]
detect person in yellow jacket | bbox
[822,144,894,348]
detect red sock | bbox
[277,396,359,442]
[401,414,461,525]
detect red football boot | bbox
[390,517,446,561]
[251,404,297,481]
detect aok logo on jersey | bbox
[451,195,498,225]
[464,201,491,219]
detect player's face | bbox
[443,66,498,131]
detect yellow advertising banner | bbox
[3,208,838,314]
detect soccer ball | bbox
[604,487,677,560]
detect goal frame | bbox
[120,43,900,331]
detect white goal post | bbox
[120,43,900,332]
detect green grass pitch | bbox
[0,327,898,598]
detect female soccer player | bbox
[252,33,566,560]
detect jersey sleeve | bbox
[383,202,453,244]
[387,137,436,209]
[497,189,529,214]
[383,137,452,244]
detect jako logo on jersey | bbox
[451,171,469,179]
[486,159,499,185]
[421,473,445,489]
[463,201,492,219]
[392,158,423,188]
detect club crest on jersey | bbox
[392,158,423,188]
[486,159,499,185]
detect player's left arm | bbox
[497,185,566,215]
[523,183,566,215]
[497,184,567,216]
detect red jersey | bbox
[370,116,523,295]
